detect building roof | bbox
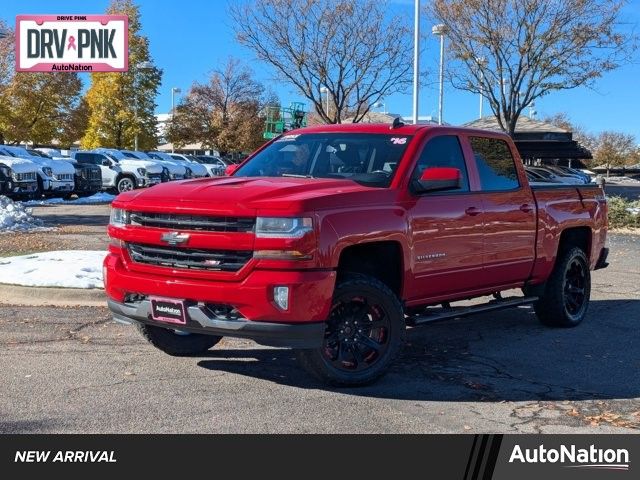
[463,115,569,133]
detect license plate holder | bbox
[150,297,187,325]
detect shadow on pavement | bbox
[197,299,640,401]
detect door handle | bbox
[465,207,481,216]
[519,204,533,213]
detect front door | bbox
[405,134,485,302]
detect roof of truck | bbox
[291,122,513,139]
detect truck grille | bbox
[129,212,255,233]
[15,172,37,182]
[127,243,252,272]
[80,168,101,181]
[54,173,74,181]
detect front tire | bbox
[295,275,406,386]
[136,323,222,356]
[116,176,136,193]
[533,247,591,327]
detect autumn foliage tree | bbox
[0,21,86,147]
[593,131,639,177]
[82,0,162,149]
[231,0,414,124]
[429,0,634,135]
[166,58,273,154]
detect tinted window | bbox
[470,137,520,191]
[411,135,469,192]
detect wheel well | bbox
[117,173,136,182]
[558,227,591,258]
[337,241,403,296]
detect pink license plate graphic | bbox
[15,15,129,72]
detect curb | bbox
[0,283,106,307]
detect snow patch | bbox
[22,192,116,206]
[0,250,106,289]
[0,196,49,233]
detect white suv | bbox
[120,150,186,181]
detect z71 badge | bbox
[15,15,129,72]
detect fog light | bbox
[273,286,289,311]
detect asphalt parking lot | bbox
[0,203,638,433]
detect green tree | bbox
[167,58,273,154]
[0,21,85,146]
[82,0,162,149]
[593,131,639,177]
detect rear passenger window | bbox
[470,137,520,191]
[412,135,469,192]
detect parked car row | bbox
[524,165,592,185]
[0,146,233,200]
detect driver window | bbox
[411,135,470,192]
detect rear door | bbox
[464,136,536,286]
[405,134,485,301]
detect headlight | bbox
[137,168,147,176]
[42,167,53,177]
[255,217,313,238]
[109,208,129,227]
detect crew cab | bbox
[105,123,608,386]
[92,148,164,192]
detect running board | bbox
[408,296,538,326]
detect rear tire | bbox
[532,247,591,327]
[295,274,405,387]
[136,323,222,356]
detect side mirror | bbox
[415,167,461,193]
[225,164,239,176]
[102,159,111,167]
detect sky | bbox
[4,0,640,139]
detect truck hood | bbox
[27,157,76,175]
[117,159,164,174]
[0,156,39,174]
[115,176,375,211]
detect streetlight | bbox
[171,87,182,152]
[476,57,487,119]
[320,86,330,120]
[373,101,386,114]
[133,61,154,151]
[432,23,448,125]
[412,0,420,125]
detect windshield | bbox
[235,133,413,187]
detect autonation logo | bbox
[509,444,630,471]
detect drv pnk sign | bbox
[15,15,128,72]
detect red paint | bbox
[105,124,608,324]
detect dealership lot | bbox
[0,203,638,433]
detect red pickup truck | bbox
[105,123,608,386]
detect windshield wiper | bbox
[281,173,314,178]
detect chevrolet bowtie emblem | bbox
[161,232,190,246]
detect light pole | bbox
[133,61,154,151]
[373,101,386,114]
[171,87,182,152]
[412,0,420,125]
[320,86,330,121]
[476,57,487,119]
[432,23,448,125]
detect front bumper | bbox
[104,252,336,327]
[7,180,37,196]
[108,298,326,348]
[44,179,74,194]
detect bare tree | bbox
[167,58,272,154]
[429,0,635,135]
[231,0,413,124]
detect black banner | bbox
[0,435,637,478]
